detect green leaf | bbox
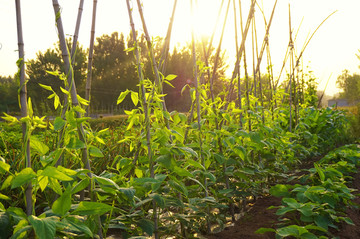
[150,193,165,208]
[66,138,85,149]
[135,168,143,178]
[187,159,205,170]
[156,154,174,170]
[89,146,104,157]
[94,175,120,190]
[77,95,89,106]
[48,178,62,195]
[54,117,66,131]
[165,74,177,81]
[300,232,318,239]
[0,175,14,190]
[168,179,188,197]
[137,218,154,236]
[11,222,31,239]
[30,136,49,156]
[174,166,193,177]
[270,184,290,197]
[180,147,198,158]
[255,227,276,234]
[131,91,139,106]
[12,168,36,189]
[38,176,48,192]
[0,212,11,238]
[1,113,18,123]
[213,153,225,164]
[314,163,325,181]
[343,217,354,225]
[277,225,301,237]
[282,198,301,209]
[298,204,313,217]
[119,188,136,201]
[133,177,159,184]
[0,193,10,200]
[314,215,330,230]
[276,207,295,215]
[52,187,71,216]
[0,161,10,174]
[54,95,60,109]
[38,83,53,91]
[28,215,56,239]
[71,178,90,194]
[59,86,69,95]
[117,90,130,105]
[41,166,74,181]
[61,217,93,238]
[72,201,112,216]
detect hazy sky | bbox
[1,0,360,96]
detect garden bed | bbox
[206,146,360,239]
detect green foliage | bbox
[264,145,360,238]
[0,76,19,114]
[336,70,360,104]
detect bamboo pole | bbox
[135,0,171,143]
[201,0,225,85]
[239,0,252,132]
[190,0,209,233]
[136,0,167,110]
[158,0,178,73]
[126,1,157,238]
[15,0,32,216]
[209,0,231,104]
[288,4,293,132]
[70,0,84,61]
[253,0,277,118]
[52,0,91,172]
[85,0,98,116]
[223,0,256,111]
[57,0,85,167]
[233,0,243,127]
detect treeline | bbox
[0,31,228,115]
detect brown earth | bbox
[206,195,280,239]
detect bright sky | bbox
[1,0,360,96]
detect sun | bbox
[169,1,223,45]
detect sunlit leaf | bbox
[89,146,104,158]
[72,202,112,216]
[131,91,139,106]
[30,136,49,156]
[28,215,56,239]
[11,168,36,189]
[52,187,71,216]
[117,90,130,105]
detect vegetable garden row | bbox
[1,0,358,238]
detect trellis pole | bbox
[15,0,32,216]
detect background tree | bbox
[91,32,138,113]
[164,42,228,111]
[0,75,18,114]
[336,69,360,104]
